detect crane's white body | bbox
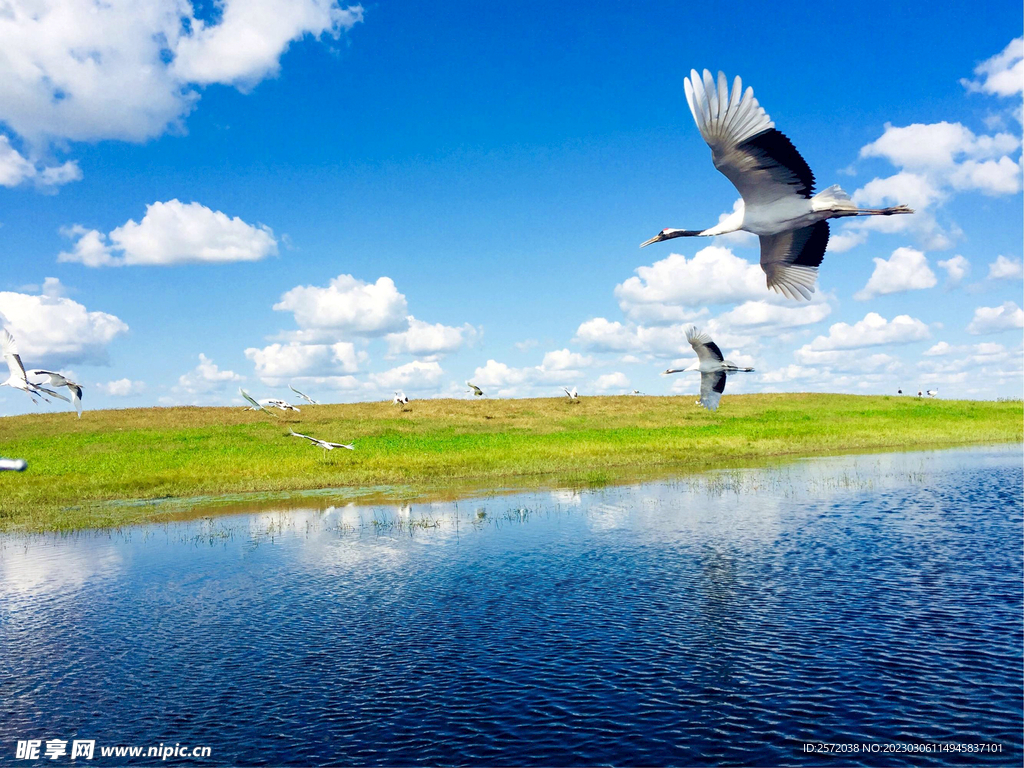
[1,330,69,405]
[29,369,83,417]
[563,386,579,402]
[393,391,410,405]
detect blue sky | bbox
[0,0,1021,415]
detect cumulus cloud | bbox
[859,121,1019,171]
[615,245,770,322]
[924,341,955,356]
[0,0,363,149]
[593,372,629,391]
[540,349,594,371]
[99,379,146,397]
[960,37,1023,97]
[369,360,444,391]
[469,349,596,396]
[937,254,971,286]
[244,341,364,385]
[58,200,278,267]
[798,312,931,355]
[0,280,127,366]
[987,255,1023,280]
[0,136,80,189]
[716,299,832,331]
[966,302,1024,334]
[853,247,937,300]
[175,353,243,395]
[384,317,477,358]
[273,274,408,337]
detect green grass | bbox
[1,393,1020,532]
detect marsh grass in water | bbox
[0,393,1020,532]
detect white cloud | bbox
[593,372,629,391]
[0,0,363,148]
[0,282,127,366]
[244,341,364,384]
[99,378,146,397]
[948,156,1022,195]
[798,312,931,354]
[0,135,80,189]
[615,245,770,321]
[966,302,1024,335]
[384,317,477,358]
[860,121,1019,171]
[58,200,277,267]
[987,255,1023,280]
[540,349,594,371]
[273,274,408,337]
[853,247,937,300]
[514,339,538,351]
[176,353,243,395]
[937,255,971,286]
[924,342,955,356]
[960,37,1024,97]
[826,229,868,253]
[369,360,444,391]
[716,299,831,331]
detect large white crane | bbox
[641,70,913,300]
[662,326,754,411]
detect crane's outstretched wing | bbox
[1,329,28,384]
[684,69,815,205]
[698,370,727,411]
[759,221,829,301]
[685,326,725,364]
[326,442,355,450]
[240,388,279,417]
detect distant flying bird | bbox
[240,388,279,417]
[0,457,27,471]
[927,389,938,397]
[640,70,913,300]
[563,386,579,402]
[29,370,83,417]
[897,388,903,395]
[466,382,484,397]
[289,430,354,456]
[662,326,754,411]
[1,330,69,405]
[289,385,319,405]
[393,391,410,405]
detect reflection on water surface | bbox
[1,446,1021,766]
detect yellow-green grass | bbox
[1,394,1020,532]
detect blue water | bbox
[1,446,1021,766]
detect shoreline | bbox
[1,393,1021,533]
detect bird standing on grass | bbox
[1,330,69,405]
[641,70,913,300]
[663,326,754,411]
[289,430,354,456]
[29,370,84,417]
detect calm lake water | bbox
[1,446,1021,766]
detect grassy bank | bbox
[1,393,1020,532]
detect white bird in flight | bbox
[29,370,84,417]
[662,326,754,411]
[289,430,354,455]
[263,398,299,412]
[289,385,319,405]
[927,389,938,397]
[0,457,27,472]
[466,382,484,397]
[1,330,69,405]
[641,70,914,300]
[563,386,579,402]
[239,388,279,417]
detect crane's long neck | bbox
[698,208,744,237]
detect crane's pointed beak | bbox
[640,233,664,248]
